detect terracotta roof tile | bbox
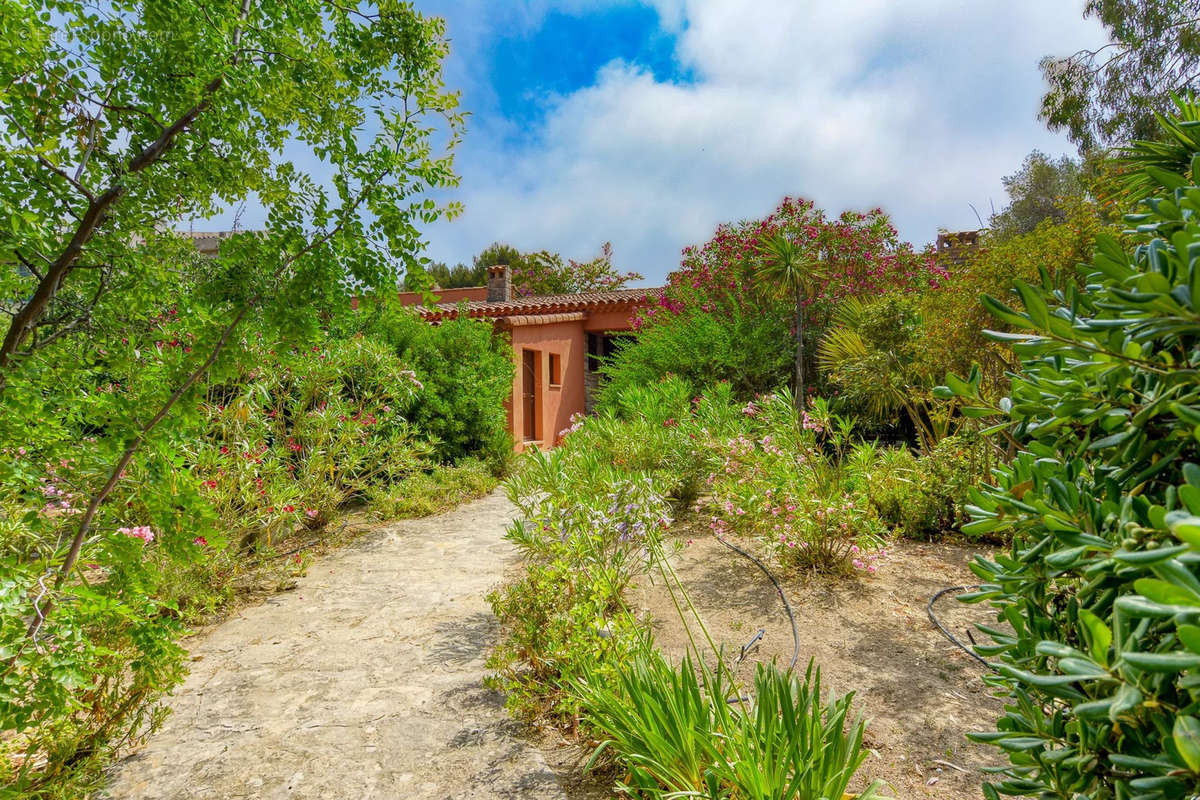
[420,286,665,321]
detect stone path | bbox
[102,491,567,800]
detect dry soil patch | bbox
[632,531,1005,800]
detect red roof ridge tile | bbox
[419,286,665,321]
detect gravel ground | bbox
[100,490,571,800]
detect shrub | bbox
[705,394,887,574]
[488,466,672,720]
[492,381,897,797]
[940,134,1200,799]
[364,459,498,519]
[335,298,514,469]
[916,200,1120,393]
[188,335,429,551]
[599,303,794,406]
[862,435,992,540]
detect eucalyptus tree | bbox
[1041,0,1200,150]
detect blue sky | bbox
[408,1,1107,286]
[484,5,692,130]
[198,2,1107,285]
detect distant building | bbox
[936,230,983,265]
[185,231,237,257]
[399,265,663,452]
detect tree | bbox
[989,151,1089,240]
[0,2,462,790]
[404,261,484,290]
[817,295,958,448]
[475,241,642,297]
[1040,0,1200,150]
[756,235,824,410]
[918,201,1119,392]
[473,242,526,271]
[1,0,462,598]
[633,198,944,409]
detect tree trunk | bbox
[794,290,805,412]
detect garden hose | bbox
[926,584,995,671]
[713,534,801,673]
[737,628,765,663]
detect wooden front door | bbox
[522,349,537,441]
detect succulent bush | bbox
[941,133,1200,798]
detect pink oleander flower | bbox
[193,536,208,547]
[118,525,155,544]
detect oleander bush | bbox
[939,118,1200,800]
[703,394,888,573]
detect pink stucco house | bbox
[398,266,663,451]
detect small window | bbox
[548,353,561,387]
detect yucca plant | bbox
[573,651,886,800]
[756,234,829,411]
[574,651,722,796]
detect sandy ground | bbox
[100,490,571,800]
[631,529,1006,800]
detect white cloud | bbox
[422,0,1107,283]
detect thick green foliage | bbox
[862,434,993,540]
[364,459,498,519]
[918,201,1119,394]
[598,304,793,409]
[940,149,1200,799]
[333,298,514,469]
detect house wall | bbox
[502,306,649,451]
[584,307,642,332]
[508,320,587,452]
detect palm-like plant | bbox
[817,295,963,449]
[755,234,825,410]
[1115,92,1200,203]
[816,296,910,421]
